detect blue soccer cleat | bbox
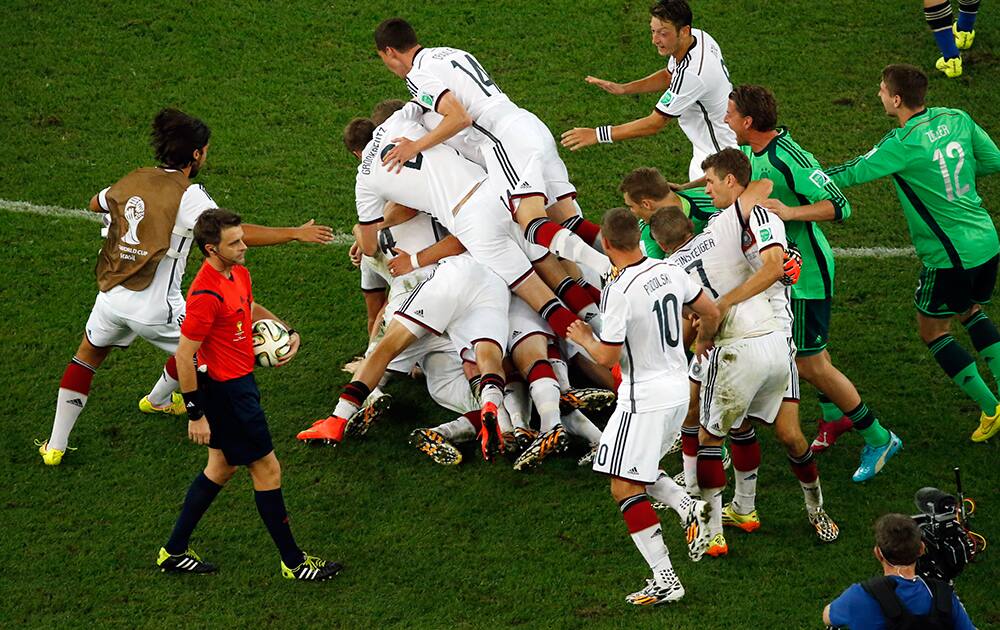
[852,432,902,482]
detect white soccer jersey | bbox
[97,180,217,325]
[355,107,484,233]
[655,29,737,163]
[600,257,704,412]
[740,206,794,335]
[668,200,780,344]
[405,47,518,132]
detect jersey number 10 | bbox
[652,294,681,350]
[933,141,970,201]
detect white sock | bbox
[146,369,178,407]
[49,388,89,451]
[733,467,759,513]
[801,479,823,512]
[620,496,669,570]
[550,357,571,392]
[577,302,603,332]
[503,381,531,429]
[562,409,603,444]
[705,487,724,536]
[646,470,695,518]
[549,229,611,276]
[497,403,514,434]
[529,376,562,432]
[481,384,504,411]
[333,398,360,419]
[434,416,477,442]
[683,452,700,496]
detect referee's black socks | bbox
[165,472,223,555]
[255,488,304,567]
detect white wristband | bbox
[410,252,420,269]
[596,125,613,144]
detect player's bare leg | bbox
[39,335,112,464]
[515,195,610,275]
[773,400,839,542]
[610,476,686,604]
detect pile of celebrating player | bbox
[36,0,1000,602]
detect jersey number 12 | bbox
[933,141,970,201]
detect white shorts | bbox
[507,296,554,353]
[689,146,710,181]
[477,109,577,212]
[700,332,789,438]
[379,290,455,374]
[784,335,800,401]
[85,293,182,353]
[453,182,547,287]
[420,351,478,415]
[592,402,687,484]
[360,255,388,293]
[395,255,510,359]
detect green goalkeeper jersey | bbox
[742,128,852,300]
[827,107,1000,270]
[638,187,717,259]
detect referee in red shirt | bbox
[156,208,341,581]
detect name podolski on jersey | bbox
[670,236,717,267]
[642,272,680,296]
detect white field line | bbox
[2,198,915,256]
[0,198,356,245]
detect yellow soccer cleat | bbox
[706,532,728,557]
[35,439,70,466]
[953,24,975,50]
[935,56,963,78]
[971,404,1000,442]
[139,392,186,416]
[722,503,761,533]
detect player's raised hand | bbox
[348,241,362,267]
[761,198,793,221]
[561,128,598,151]
[585,76,626,95]
[295,219,335,244]
[188,418,211,445]
[388,248,414,277]
[276,331,300,367]
[383,137,419,173]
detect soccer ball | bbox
[252,319,291,367]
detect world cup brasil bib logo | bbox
[122,196,146,246]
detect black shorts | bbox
[914,254,999,318]
[792,298,830,357]
[200,372,274,466]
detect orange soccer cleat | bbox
[296,416,348,444]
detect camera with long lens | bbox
[911,469,983,583]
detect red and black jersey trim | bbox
[191,289,223,302]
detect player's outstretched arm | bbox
[561,111,668,151]
[585,68,670,95]
[241,221,335,246]
[354,222,380,257]
[251,302,300,366]
[738,178,774,211]
[382,92,471,173]
[825,135,907,189]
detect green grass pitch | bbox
[2,1,999,627]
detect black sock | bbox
[254,488,303,567]
[165,472,223,555]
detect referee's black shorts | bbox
[199,372,274,466]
